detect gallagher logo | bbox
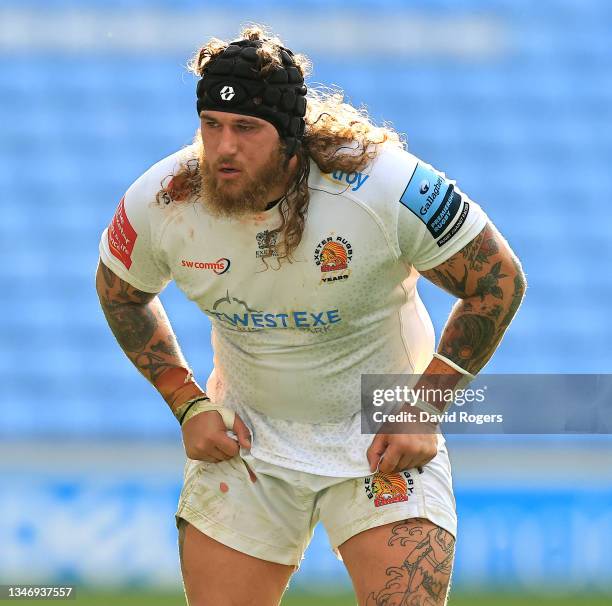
[314,235,353,284]
[181,258,231,275]
[364,470,415,507]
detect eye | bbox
[203,121,218,128]
[237,123,254,131]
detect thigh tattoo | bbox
[366,520,455,606]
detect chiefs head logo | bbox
[320,242,348,271]
[364,471,415,507]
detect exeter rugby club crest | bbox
[364,470,415,507]
[256,230,278,258]
[314,235,353,284]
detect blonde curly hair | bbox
[158,25,404,260]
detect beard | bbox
[199,143,289,218]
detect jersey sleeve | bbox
[99,174,171,293]
[397,160,488,271]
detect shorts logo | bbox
[220,86,235,101]
[107,197,137,270]
[364,471,415,507]
[314,235,353,284]
[256,230,278,258]
[181,258,231,274]
[400,163,462,238]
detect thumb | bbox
[233,413,252,449]
[366,434,388,473]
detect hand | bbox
[366,418,439,474]
[182,409,252,462]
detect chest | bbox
[161,200,406,329]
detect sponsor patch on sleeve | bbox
[400,163,462,238]
[436,201,470,247]
[107,197,137,269]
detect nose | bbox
[217,126,238,156]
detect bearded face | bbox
[198,122,290,218]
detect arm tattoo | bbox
[96,261,187,384]
[102,297,157,353]
[461,229,498,271]
[475,261,507,301]
[425,265,468,298]
[439,313,496,369]
[421,223,526,374]
[366,521,455,606]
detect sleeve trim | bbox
[99,235,165,294]
[413,214,488,272]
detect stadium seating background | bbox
[1,0,611,597]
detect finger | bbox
[197,446,229,462]
[395,455,417,474]
[214,434,241,458]
[378,447,401,475]
[233,414,252,449]
[189,451,222,463]
[367,434,388,472]
[211,445,234,461]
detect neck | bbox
[263,153,300,208]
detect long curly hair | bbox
[157,25,404,260]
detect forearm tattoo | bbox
[96,262,187,383]
[366,521,455,606]
[421,223,526,374]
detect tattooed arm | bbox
[96,259,251,459]
[367,221,525,474]
[95,259,205,409]
[420,221,526,374]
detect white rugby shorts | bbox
[175,444,457,567]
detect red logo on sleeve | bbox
[107,197,137,269]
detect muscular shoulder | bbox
[309,144,417,206]
[308,145,420,255]
[125,145,198,210]
[99,146,196,293]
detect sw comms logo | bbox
[181,258,231,275]
[314,235,353,284]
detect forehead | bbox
[200,110,271,127]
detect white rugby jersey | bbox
[99,144,487,477]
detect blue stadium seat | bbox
[1,1,611,436]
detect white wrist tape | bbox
[177,397,236,429]
[432,352,474,377]
[409,354,476,415]
[187,401,235,429]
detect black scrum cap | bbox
[196,39,307,157]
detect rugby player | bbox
[96,26,526,606]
